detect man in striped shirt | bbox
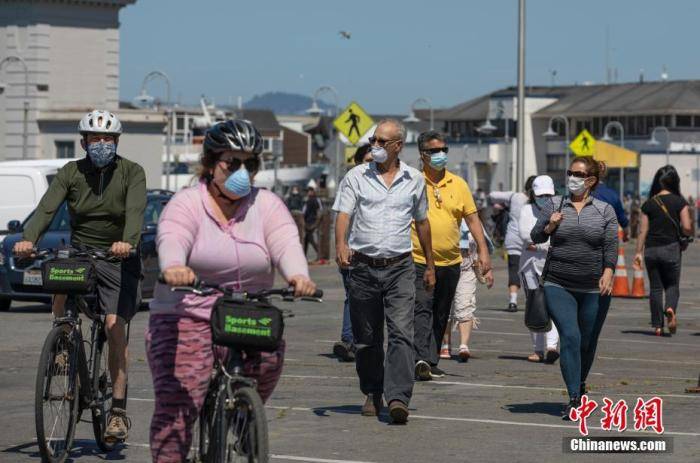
[334,119,435,424]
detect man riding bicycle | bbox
[14,109,147,443]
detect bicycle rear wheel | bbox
[35,325,79,463]
[90,329,115,452]
[218,386,269,463]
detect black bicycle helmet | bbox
[203,119,264,155]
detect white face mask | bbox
[370,146,388,163]
[567,175,587,195]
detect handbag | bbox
[41,257,97,294]
[210,295,284,351]
[652,195,692,252]
[524,196,565,333]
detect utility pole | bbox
[516,0,526,191]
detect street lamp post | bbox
[0,56,30,159]
[602,121,625,198]
[307,86,340,186]
[138,71,172,190]
[403,97,434,131]
[516,0,526,191]
[648,126,671,166]
[543,115,570,183]
[683,135,700,202]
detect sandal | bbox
[665,308,677,334]
[654,327,663,337]
[527,352,544,363]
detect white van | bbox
[0,158,77,234]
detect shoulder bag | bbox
[652,195,692,252]
[524,196,565,333]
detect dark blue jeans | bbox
[544,284,611,400]
[339,268,354,344]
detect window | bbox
[55,140,75,159]
[676,115,692,127]
[547,154,566,172]
[694,116,700,128]
[263,137,274,152]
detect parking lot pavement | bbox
[1,243,699,462]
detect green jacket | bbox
[23,155,147,249]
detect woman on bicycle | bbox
[146,119,317,462]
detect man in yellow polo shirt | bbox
[411,130,493,380]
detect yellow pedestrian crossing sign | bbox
[333,102,374,145]
[570,129,596,156]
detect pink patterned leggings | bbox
[145,314,285,463]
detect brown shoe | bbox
[388,400,409,424]
[104,408,131,443]
[361,393,383,417]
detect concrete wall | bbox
[640,152,700,199]
[0,1,132,160]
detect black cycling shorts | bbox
[94,255,142,322]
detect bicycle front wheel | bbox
[35,325,79,463]
[218,386,269,463]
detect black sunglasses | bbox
[220,157,259,172]
[422,147,449,155]
[566,169,588,179]
[368,136,400,147]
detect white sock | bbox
[509,292,518,305]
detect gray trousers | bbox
[348,255,416,405]
[644,242,682,328]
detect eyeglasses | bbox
[220,157,259,172]
[566,169,588,179]
[368,136,400,147]
[422,147,449,155]
[433,187,443,208]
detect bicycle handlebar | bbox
[157,274,323,302]
[17,247,136,263]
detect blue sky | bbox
[120,0,700,114]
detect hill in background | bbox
[245,91,337,115]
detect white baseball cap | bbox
[532,175,555,196]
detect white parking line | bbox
[272,455,377,463]
[477,330,699,347]
[266,405,700,437]
[313,340,700,366]
[124,443,378,463]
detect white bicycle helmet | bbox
[78,110,123,135]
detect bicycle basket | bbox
[41,258,96,294]
[210,296,284,351]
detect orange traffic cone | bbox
[612,228,630,297]
[630,261,647,298]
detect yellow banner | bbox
[593,140,638,168]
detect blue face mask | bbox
[223,166,251,198]
[87,141,116,168]
[428,151,448,170]
[535,196,552,209]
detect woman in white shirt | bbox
[518,175,560,363]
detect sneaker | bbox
[333,341,355,362]
[104,408,131,442]
[545,350,560,364]
[562,398,581,421]
[506,303,518,313]
[439,344,451,359]
[430,365,446,378]
[361,393,383,417]
[388,400,409,424]
[458,345,470,363]
[415,360,431,381]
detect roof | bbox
[230,108,281,132]
[439,80,700,121]
[534,80,700,117]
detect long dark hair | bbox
[649,165,681,197]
